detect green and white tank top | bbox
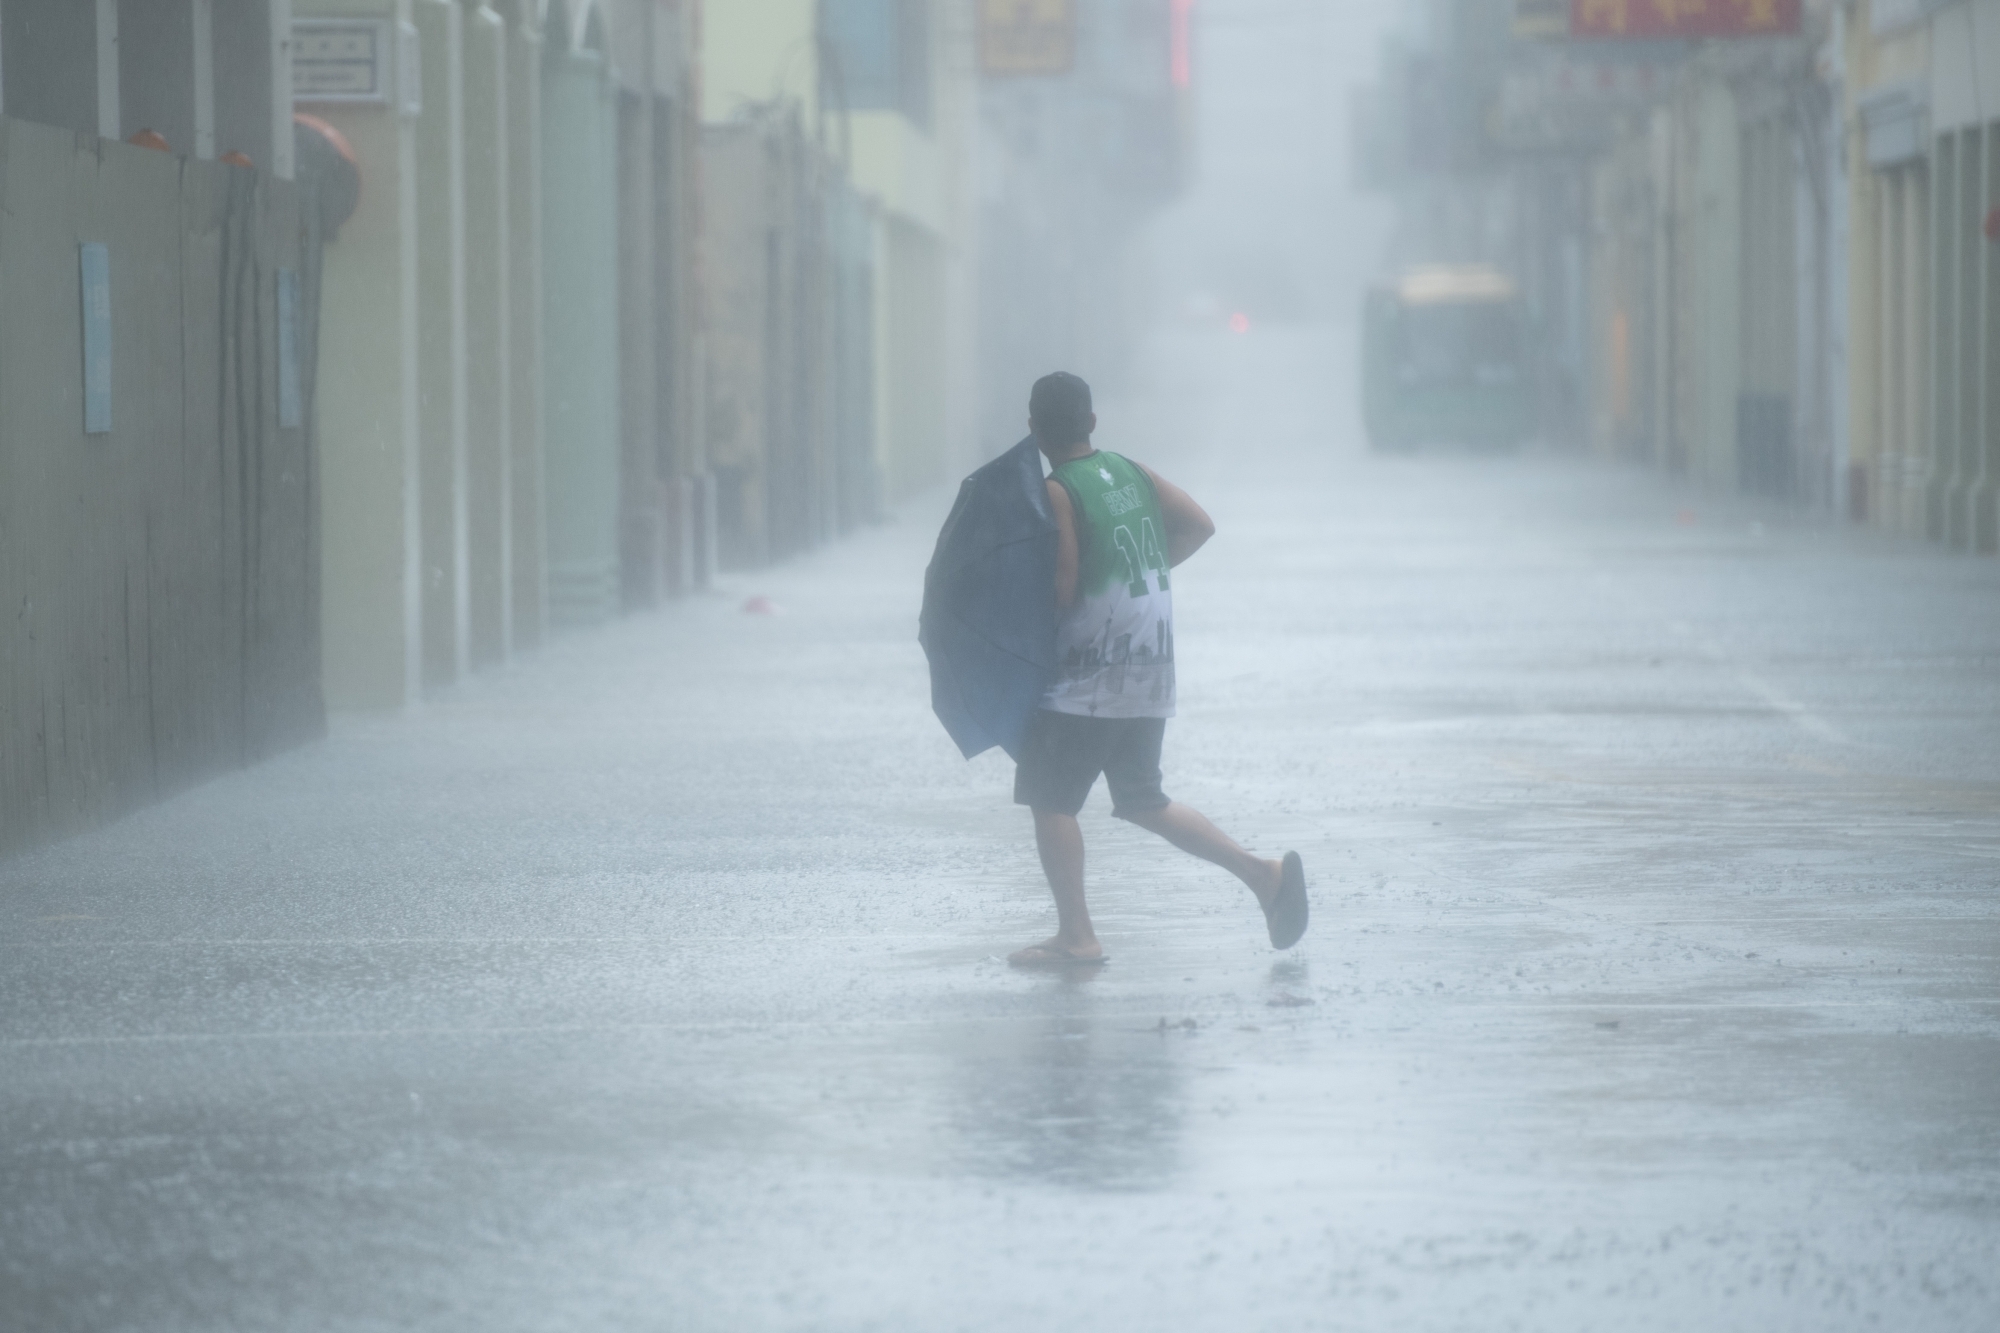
[1045,451,1176,718]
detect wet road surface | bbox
[4,327,1998,1330]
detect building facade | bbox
[1357,0,2000,558]
[0,0,1197,859]
[0,0,317,854]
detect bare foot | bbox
[1008,936,1106,967]
[1250,859,1283,910]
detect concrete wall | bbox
[539,2,621,624]
[611,0,703,607]
[305,0,424,709]
[879,213,949,498]
[0,0,296,172]
[1586,54,1811,494]
[1918,0,2000,551]
[310,0,701,700]
[1845,1,1936,537]
[505,0,549,645]
[1737,101,1798,498]
[415,0,471,684]
[702,0,977,546]
[701,115,791,568]
[0,0,109,138]
[699,0,816,120]
[1675,76,1745,491]
[1585,123,1663,466]
[0,117,320,858]
[700,108,879,570]
[464,2,513,663]
[1923,110,2000,552]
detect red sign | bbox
[1570,0,1800,37]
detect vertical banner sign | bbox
[1171,0,1193,90]
[79,243,112,435]
[1571,0,1801,37]
[979,0,1075,77]
[277,269,303,429]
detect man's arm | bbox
[1137,464,1216,567]
[1047,479,1080,609]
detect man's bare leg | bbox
[1120,801,1283,907]
[1009,809,1105,964]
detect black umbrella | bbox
[919,437,1058,760]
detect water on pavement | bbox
[3,327,1997,1331]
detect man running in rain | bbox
[1008,372,1309,966]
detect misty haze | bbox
[0,1,1996,1330]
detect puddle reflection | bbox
[1268,957,1310,988]
[943,980,1184,1191]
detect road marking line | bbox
[1733,668,1850,745]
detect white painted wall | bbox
[1928,0,2000,131]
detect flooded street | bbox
[4,326,1996,1331]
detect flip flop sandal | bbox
[1264,851,1309,950]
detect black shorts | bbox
[1013,710,1171,819]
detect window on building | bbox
[818,0,931,130]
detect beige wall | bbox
[1844,0,1935,535]
[702,0,979,519]
[699,0,816,120]
[879,214,951,499]
[0,118,319,857]
[307,0,426,708]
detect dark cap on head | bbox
[1029,372,1093,447]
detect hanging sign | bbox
[277,269,302,430]
[979,0,1075,77]
[292,20,391,103]
[79,243,112,435]
[1570,0,1800,37]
